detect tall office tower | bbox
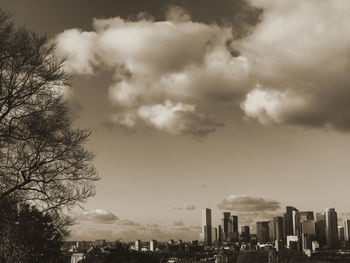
[218,225,223,243]
[202,208,212,246]
[300,211,314,220]
[257,221,270,243]
[344,219,350,242]
[338,226,345,241]
[326,208,338,249]
[284,206,299,238]
[292,210,300,236]
[297,211,314,237]
[222,212,231,241]
[231,215,239,241]
[315,213,327,247]
[241,225,250,242]
[269,220,275,242]
[274,216,284,241]
[214,228,218,243]
[301,219,316,251]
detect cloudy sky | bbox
[3,0,350,241]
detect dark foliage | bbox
[0,197,65,262]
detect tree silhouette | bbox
[0,197,67,262]
[0,9,99,216]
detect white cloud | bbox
[239,0,350,130]
[56,29,97,74]
[56,10,242,136]
[138,100,222,135]
[57,2,350,133]
[241,87,307,125]
[77,209,119,224]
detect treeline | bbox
[0,8,98,262]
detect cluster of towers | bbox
[201,207,350,251]
[201,208,245,246]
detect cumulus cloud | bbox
[138,100,223,135]
[55,8,247,136]
[239,0,350,131]
[57,1,350,134]
[241,87,307,125]
[77,209,119,224]
[218,195,281,212]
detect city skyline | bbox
[2,0,350,242]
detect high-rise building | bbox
[344,219,350,242]
[284,206,298,238]
[257,221,270,243]
[218,225,223,243]
[269,220,275,242]
[274,216,284,241]
[292,211,300,236]
[214,228,218,243]
[293,211,314,237]
[325,208,338,249]
[301,220,316,251]
[241,225,250,242]
[316,212,327,247]
[338,226,345,241]
[231,215,239,241]
[222,212,231,241]
[202,208,212,246]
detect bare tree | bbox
[0,9,99,214]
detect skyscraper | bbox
[218,225,223,243]
[316,212,327,247]
[284,206,298,238]
[257,221,269,243]
[326,208,338,249]
[222,212,231,241]
[344,219,350,242]
[292,210,300,236]
[202,208,212,246]
[269,220,275,242]
[274,216,284,241]
[231,215,239,241]
[241,225,250,242]
[338,226,345,241]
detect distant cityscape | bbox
[200,206,348,253]
[67,206,350,262]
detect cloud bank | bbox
[57,1,350,134]
[218,195,280,212]
[77,209,119,224]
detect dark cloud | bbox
[4,0,262,37]
[186,205,196,211]
[218,195,281,212]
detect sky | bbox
[2,0,350,241]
